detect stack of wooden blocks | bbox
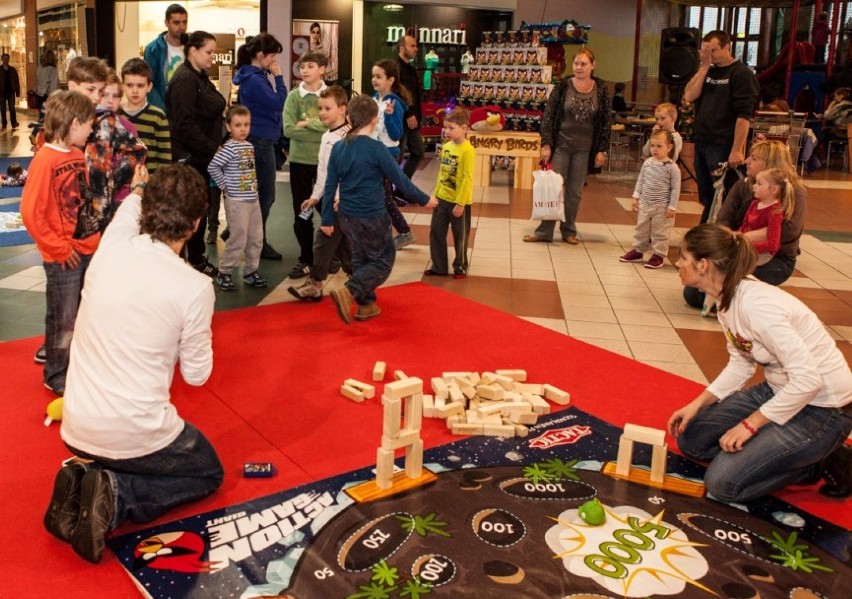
[376,377,425,490]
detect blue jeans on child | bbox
[67,422,223,528]
[43,254,92,392]
[677,382,852,503]
[248,136,277,238]
[338,211,395,306]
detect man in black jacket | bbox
[0,53,20,130]
[396,35,425,178]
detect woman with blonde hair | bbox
[524,48,610,245]
[684,139,807,308]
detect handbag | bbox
[530,162,565,221]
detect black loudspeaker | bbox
[659,27,700,85]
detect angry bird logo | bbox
[133,531,224,573]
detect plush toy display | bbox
[469,105,506,132]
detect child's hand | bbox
[651,124,660,132]
[62,248,81,270]
[452,204,464,218]
[321,225,334,237]
[666,208,676,219]
[333,199,340,212]
[384,99,395,114]
[631,198,639,212]
[425,196,439,208]
[301,198,319,211]
[296,120,308,128]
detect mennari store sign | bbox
[386,25,467,46]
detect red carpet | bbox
[1,282,847,598]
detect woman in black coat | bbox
[166,30,226,276]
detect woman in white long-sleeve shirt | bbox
[668,223,852,502]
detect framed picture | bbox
[292,19,340,82]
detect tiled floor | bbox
[2,118,851,388]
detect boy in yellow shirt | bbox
[424,107,475,278]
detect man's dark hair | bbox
[165,3,187,20]
[121,57,152,82]
[703,30,730,48]
[141,164,208,243]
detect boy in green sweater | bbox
[283,51,328,279]
[425,107,475,278]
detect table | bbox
[466,131,541,189]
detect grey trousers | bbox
[219,199,263,275]
[534,149,589,239]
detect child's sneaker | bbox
[644,254,665,269]
[217,273,235,291]
[287,261,310,279]
[619,249,644,263]
[393,231,416,249]
[287,277,323,301]
[243,271,268,288]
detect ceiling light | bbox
[383,4,404,12]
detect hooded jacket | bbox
[233,65,287,141]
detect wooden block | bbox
[476,384,504,401]
[382,429,420,450]
[376,447,395,489]
[525,394,550,415]
[422,394,435,418]
[434,394,446,409]
[344,378,375,399]
[404,393,423,432]
[442,371,472,381]
[384,377,423,400]
[469,372,482,385]
[436,401,465,418]
[623,423,666,446]
[447,383,464,404]
[372,361,387,382]
[616,435,634,477]
[543,383,571,405]
[451,374,475,388]
[514,382,543,395]
[491,374,516,390]
[482,423,516,437]
[480,372,497,385]
[340,384,365,403]
[393,370,408,381]
[497,369,527,382]
[650,444,668,483]
[513,424,529,437]
[478,401,530,416]
[405,439,423,478]
[451,422,485,435]
[460,384,477,400]
[446,414,462,428]
[466,409,481,423]
[431,377,449,400]
[502,390,523,402]
[509,411,538,425]
[381,396,401,438]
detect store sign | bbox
[468,132,540,154]
[386,25,467,46]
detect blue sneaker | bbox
[243,271,268,288]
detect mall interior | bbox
[0,0,850,393]
[0,1,849,594]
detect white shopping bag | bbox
[531,166,565,221]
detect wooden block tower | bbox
[616,423,668,483]
[376,377,424,489]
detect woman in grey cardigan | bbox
[524,48,610,245]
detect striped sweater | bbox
[207,139,258,202]
[632,157,681,210]
[122,103,171,172]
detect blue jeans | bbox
[43,254,92,391]
[338,211,395,305]
[249,136,276,239]
[677,382,852,502]
[67,422,223,529]
[693,140,731,223]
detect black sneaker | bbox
[329,258,342,274]
[260,242,282,261]
[206,229,218,244]
[288,261,310,279]
[44,463,87,542]
[217,273,235,291]
[193,260,219,278]
[71,470,115,563]
[34,344,46,364]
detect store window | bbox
[0,15,27,94]
[38,1,86,85]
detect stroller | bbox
[702,162,744,316]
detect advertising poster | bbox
[292,19,339,83]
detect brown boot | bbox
[330,286,354,324]
[355,302,381,321]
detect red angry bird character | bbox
[469,106,506,132]
[133,531,223,573]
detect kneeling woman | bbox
[668,223,851,502]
